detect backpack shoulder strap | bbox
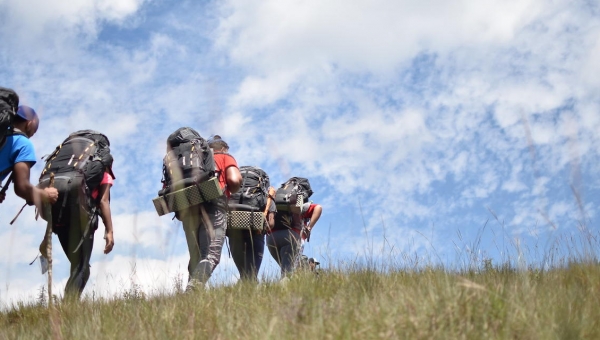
[238,168,249,204]
[11,128,28,138]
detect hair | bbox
[13,114,28,124]
[209,135,229,151]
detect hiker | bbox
[0,104,58,207]
[297,255,320,273]
[267,177,322,278]
[166,131,240,290]
[38,130,115,299]
[227,165,276,282]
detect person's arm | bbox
[12,162,58,208]
[225,165,242,194]
[306,204,322,231]
[267,211,275,229]
[97,183,114,254]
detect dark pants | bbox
[51,179,96,300]
[266,229,302,277]
[54,221,95,299]
[228,229,265,281]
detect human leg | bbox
[267,229,300,277]
[229,230,264,281]
[180,208,202,278]
[55,200,95,300]
[190,203,226,285]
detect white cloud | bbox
[0,0,146,62]
[216,0,541,72]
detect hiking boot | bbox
[185,279,205,293]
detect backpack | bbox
[274,177,313,211]
[0,87,21,192]
[159,127,215,196]
[38,130,113,225]
[229,166,270,211]
[0,86,19,149]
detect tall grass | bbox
[2,206,599,339]
[1,257,599,339]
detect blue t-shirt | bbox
[0,134,36,182]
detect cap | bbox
[16,105,38,121]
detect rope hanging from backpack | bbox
[0,173,13,195]
[1,173,28,226]
[72,206,98,254]
[9,203,27,225]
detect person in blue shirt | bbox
[0,105,58,207]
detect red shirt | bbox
[302,203,317,220]
[213,152,238,197]
[91,172,114,200]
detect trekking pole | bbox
[43,173,55,307]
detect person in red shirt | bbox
[210,135,241,197]
[182,135,241,290]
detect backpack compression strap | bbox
[239,168,249,204]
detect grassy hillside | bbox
[2,262,599,339]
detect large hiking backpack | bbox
[274,177,313,211]
[229,166,270,211]
[0,87,19,148]
[38,130,113,225]
[159,127,215,196]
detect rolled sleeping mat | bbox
[153,177,223,216]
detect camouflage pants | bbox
[180,202,226,285]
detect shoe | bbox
[185,279,205,293]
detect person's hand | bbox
[301,227,312,241]
[39,237,49,258]
[44,187,59,204]
[0,192,5,203]
[104,231,114,254]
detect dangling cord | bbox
[9,203,27,225]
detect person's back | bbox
[227,165,276,282]
[37,130,115,300]
[267,178,321,279]
[169,132,241,291]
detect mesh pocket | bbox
[227,211,266,231]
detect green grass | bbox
[2,261,599,339]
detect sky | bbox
[0,0,599,306]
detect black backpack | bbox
[159,127,215,196]
[274,177,313,209]
[38,130,113,224]
[0,87,21,192]
[229,166,270,211]
[0,87,19,148]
